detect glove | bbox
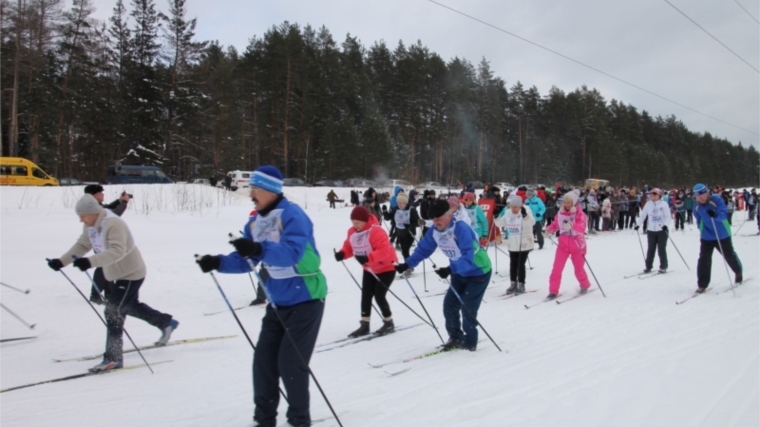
[73,257,92,271]
[418,218,426,227]
[555,231,560,237]
[231,238,262,257]
[662,226,668,232]
[520,207,527,218]
[435,267,451,279]
[334,251,345,262]
[196,255,221,273]
[706,210,716,218]
[634,225,639,231]
[394,263,409,274]
[48,258,63,271]
[382,204,388,212]
[355,255,369,265]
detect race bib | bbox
[394,209,410,230]
[433,226,461,261]
[650,205,665,225]
[505,213,522,236]
[252,209,297,279]
[349,228,374,256]
[87,210,119,254]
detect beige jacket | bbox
[494,207,536,252]
[60,210,146,281]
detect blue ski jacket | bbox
[693,195,732,241]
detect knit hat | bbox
[462,192,476,203]
[428,199,451,219]
[397,193,409,205]
[350,206,370,223]
[693,183,708,196]
[447,196,460,210]
[75,194,102,215]
[84,184,104,195]
[563,191,579,204]
[508,195,523,207]
[249,165,284,194]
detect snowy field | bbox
[1,184,758,427]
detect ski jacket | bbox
[586,195,600,214]
[693,195,732,241]
[452,205,473,228]
[546,206,588,255]
[390,186,403,209]
[494,207,536,252]
[463,203,489,238]
[637,200,672,232]
[340,215,398,274]
[217,196,327,307]
[536,189,548,203]
[684,197,694,211]
[405,218,491,277]
[327,190,338,202]
[103,199,128,217]
[383,205,420,236]
[602,199,612,219]
[617,194,629,212]
[525,196,546,221]
[60,209,145,281]
[675,200,685,214]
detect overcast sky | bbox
[90,0,760,151]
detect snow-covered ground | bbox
[1,184,758,427]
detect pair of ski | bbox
[419,285,499,299]
[315,324,422,353]
[52,335,237,363]
[676,277,753,305]
[204,303,265,316]
[368,338,489,374]
[524,289,597,309]
[491,289,537,301]
[623,270,671,280]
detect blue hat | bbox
[249,165,284,194]
[693,183,708,196]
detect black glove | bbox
[555,231,560,237]
[382,204,388,212]
[435,267,451,279]
[355,255,369,265]
[706,210,716,218]
[47,258,63,271]
[662,226,668,232]
[231,238,262,257]
[634,225,640,231]
[394,263,409,274]
[196,255,220,273]
[334,251,345,262]
[73,257,92,271]
[520,207,527,218]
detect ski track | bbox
[1,186,758,427]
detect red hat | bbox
[462,193,475,203]
[350,206,370,222]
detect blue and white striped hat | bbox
[249,165,284,194]
[693,183,708,196]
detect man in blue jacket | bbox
[692,183,743,293]
[196,165,327,427]
[394,199,492,351]
[525,189,546,249]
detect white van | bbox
[227,170,254,188]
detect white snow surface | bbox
[1,184,758,427]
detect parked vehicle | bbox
[106,165,173,184]
[190,178,211,185]
[226,170,254,188]
[583,178,609,191]
[376,179,415,192]
[494,182,514,193]
[0,157,59,186]
[344,178,375,188]
[466,181,485,190]
[59,177,83,186]
[314,180,345,187]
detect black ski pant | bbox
[253,299,324,427]
[361,270,395,319]
[89,267,110,303]
[389,224,397,244]
[104,278,172,362]
[687,209,693,224]
[618,211,628,229]
[626,210,638,229]
[675,213,685,230]
[533,222,544,249]
[509,250,530,283]
[697,238,743,288]
[645,230,668,270]
[398,228,414,260]
[329,201,335,208]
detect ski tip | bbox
[523,305,530,309]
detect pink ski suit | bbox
[545,206,591,294]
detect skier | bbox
[388,186,404,247]
[195,165,327,427]
[674,197,685,231]
[462,192,489,244]
[684,192,695,224]
[448,196,473,229]
[394,199,492,351]
[525,189,547,247]
[494,195,535,295]
[545,191,592,299]
[336,206,398,337]
[692,183,743,293]
[420,190,436,236]
[47,194,178,372]
[635,188,671,273]
[383,193,420,274]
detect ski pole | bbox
[365,268,434,328]
[636,227,646,263]
[334,249,382,318]
[0,303,35,329]
[443,278,502,352]
[247,261,343,427]
[235,232,259,295]
[708,216,737,297]
[665,231,690,270]
[0,282,30,294]
[50,261,154,374]
[732,218,746,236]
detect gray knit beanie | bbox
[75,194,102,215]
[508,195,523,207]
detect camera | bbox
[122,191,133,199]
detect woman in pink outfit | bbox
[545,190,592,299]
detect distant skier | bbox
[47,194,178,372]
[692,183,743,293]
[494,195,535,295]
[336,206,398,337]
[545,191,591,299]
[635,188,671,274]
[383,193,419,275]
[394,199,492,351]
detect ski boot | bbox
[505,281,518,295]
[156,319,179,346]
[375,319,395,336]
[348,320,370,338]
[516,282,525,294]
[89,359,123,373]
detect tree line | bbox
[1,0,758,187]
